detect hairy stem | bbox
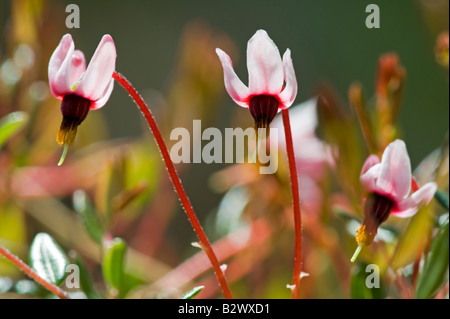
[0,245,70,299]
[112,71,233,299]
[282,108,303,299]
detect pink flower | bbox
[216,30,297,128]
[356,139,437,245]
[360,139,437,217]
[48,34,116,146]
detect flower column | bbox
[48,34,116,165]
[352,139,437,261]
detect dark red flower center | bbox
[57,94,92,145]
[364,192,394,226]
[248,95,280,129]
[356,192,394,245]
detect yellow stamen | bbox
[355,223,376,246]
[56,124,78,146]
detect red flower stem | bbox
[112,71,233,299]
[0,245,70,299]
[281,108,303,299]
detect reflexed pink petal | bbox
[392,182,437,218]
[74,34,116,101]
[247,30,283,95]
[68,50,86,89]
[377,140,411,199]
[90,78,114,110]
[390,205,418,218]
[360,164,382,194]
[279,49,298,108]
[361,154,380,176]
[48,34,75,98]
[216,48,250,107]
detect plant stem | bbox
[281,108,303,299]
[0,245,70,299]
[112,71,233,299]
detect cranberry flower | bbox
[217,29,303,298]
[48,34,116,164]
[216,30,297,129]
[355,139,437,249]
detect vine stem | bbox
[112,71,233,299]
[281,108,303,299]
[0,245,70,299]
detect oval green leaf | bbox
[435,190,449,211]
[350,263,384,299]
[73,190,104,245]
[415,219,449,299]
[102,238,127,293]
[29,233,70,285]
[0,111,28,147]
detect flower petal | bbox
[360,163,382,194]
[377,139,412,200]
[392,182,437,218]
[278,49,298,108]
[74,34,116,101]
[90,78,114,110]
[48,34,75,98]
[247,30,284,95]
[361,154,380,176]
[68,50,86,89]
[216,48,250,108]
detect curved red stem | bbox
[112,71,233,299]
[282,108,303,299]
[0,246,70,299]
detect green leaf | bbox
[392,205,433,269]
[0,111,28,147]
[29,233,70,285]
[350,263,384,299]
[73,190,104,245]
[435,190,449,211]
[70,251,99,299]
[415,219,449,299]
[102,238,127,296]
[180,286,205,299]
